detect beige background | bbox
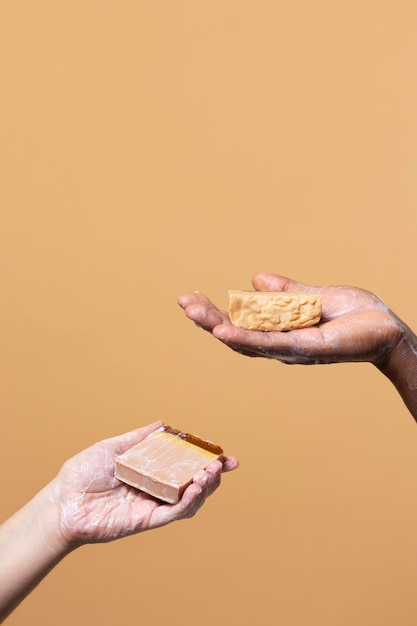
[1,2,417,625]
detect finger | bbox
[213,323,327,359]
[213,324,275,346]
[252,272,315,293]
[192,462,221,488]
[220,455,239,472]
[193,465,222,499]
[178,292,230,320]
[154,462,228,526]
[168,482,206,520]
[145,483,203,529]
[181,302,230,332]
[104,421,164,456]
[180,483,207,516]
[211,324,272,357]
[177,292,211,309]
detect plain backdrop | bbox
[2,2,417,625]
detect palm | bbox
[56,445,167,544]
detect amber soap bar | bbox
[114,426,223,504]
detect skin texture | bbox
[178,271,417,420]
[0,421,238,622]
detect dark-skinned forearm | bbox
[375,321,417,421]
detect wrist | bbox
[374,318,417,419]
[30,483,75,558]
[374,316,415,374]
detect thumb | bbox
[252,271,307,293]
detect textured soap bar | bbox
[114,426,223,504]
[229,290,322,331]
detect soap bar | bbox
[229,290,322,331]
[114,425,223,504]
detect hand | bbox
[0,423,237,621]
[51,421,239,548]
[178,271,403,366]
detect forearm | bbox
[375,320,417,421]
[0,485,70,622]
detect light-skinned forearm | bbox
[0,484,70,623]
